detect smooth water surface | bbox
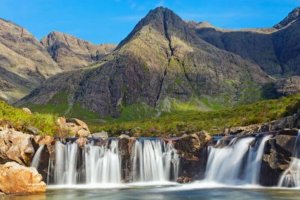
[2,184,300,200]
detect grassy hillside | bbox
[92,93,300,136]
[2,94,300,137]
[0,101,59,135]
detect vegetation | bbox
[1,93,300,137]
[0,101,59,136]
[92,93,300,136]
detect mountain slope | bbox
[0,19,62,102]
[18,7,270,118]
[41,32,116,71]
[194,7,300,76]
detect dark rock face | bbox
[195,7,300,77]
[275,76,300,96]
[174,132,212,180]
[260,133,297,186]
[274,7,300,29]
[118,136,135,182]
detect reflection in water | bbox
[1,187,300,200]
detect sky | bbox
[0,0,299,44]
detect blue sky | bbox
[1,0,299,44]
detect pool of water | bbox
[2,182,300,200]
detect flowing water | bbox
[205,135,271,185]
[31,144,45,169]
[25,133,300,200]
[278,130,300,187]
[44,138,180,185]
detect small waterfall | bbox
[244,135,271,184]
[48,138,178,185]
[31,144,45,169]
[131,139,180,182]
[53,141,79,185]
[278,130,300,187]
[85,140,121,184]
[204,135,271,185]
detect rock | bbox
[174,131,212,179]
[25,126,41,135]
[92,131,109,139]
[0,128,34,166]
[0,162,46,194]
[57,117,91,137]
[22,107,32,115]
[260,133,296,186]
[41,31,115,71]
[76,137,88,148]
[177,176,192,183]
[118,136,135,182]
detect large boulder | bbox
[174,131,212,180]
[57,117,90,137]
[0,162,46,194]
[0,128,34,166]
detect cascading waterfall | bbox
[204,135,271,185]
[85,140,121,184]
[31,144,45,169]
[53,141,79,185]
[278,130,300,187]
[131,139,180,182]
[43,138,179,185]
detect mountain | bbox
[41,32,115,71]
[0,18,62,102]
[0,19,116,103]
[18,7,270,117]
[194,7,300,76]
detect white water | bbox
[85,140,121,184]
[278,130,300,187]
[205,135,271,185]
[31,144,45,169]
[53,142,79,185]
[49,138,179,185]
[131,139,180,182]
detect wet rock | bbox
[0,128,34,166]
[118,136,135,182]
[0,162,46,194]
[174,131,212,180]
[177,176,192,183]
[57,117,91,137]
[76,137,88,148]
[260,133,296,186]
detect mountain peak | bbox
[274,7,300,29]
[117,7,185,48]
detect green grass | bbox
[0,101,59,136]
[6,92,300,137]
[24,92,100,121]
[92,93,300,136]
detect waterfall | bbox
[278,130,300,187]
[53,141,79,185]
[48,138,178,185]
[84,140,121,184]
[31,144,45,169]
[131,139,180,182]
[204,135,271,185]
